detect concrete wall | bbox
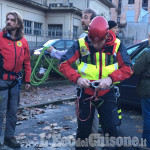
[0,0,82,50]
[120,0,150,24]
[124,23,149,43]
[0,0,113,51]
[90,0,110,19]
[48,0,87,10]
[48,0,111,18]
[69,0,87,10]
[110,0,118,22]
[119,37,134,48]
[47,12,81,38]
[0,0,45,30]
[0,0,47,50]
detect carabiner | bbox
[76,87,82,98]
[89,81,100,89]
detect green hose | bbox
[30,47,66,86]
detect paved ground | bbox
[1,102,144,150]
[0,83,146,150]
[19,84,76,108]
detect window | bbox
[128,0,134,4]
[66,40,74,48]
[126,10,135,22]
[73,26,78,38]
[24,20,32,35]
[142,0,148,10]
[34,22,42,35]
[117,17,120,23]
[48,25,62,38]
[127,45,140,56]
[53,41,64,49]
[143,0,148,4]
[127,43,149,65]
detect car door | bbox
[118,40,148,105]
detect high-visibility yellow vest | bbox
[77,38,120,81]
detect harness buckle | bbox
[89,81,100,89]
[17,76,22,80]
[76,87,82,98]
[15,74,23,85]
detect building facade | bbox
[111,0,150,24]
[0,0,115,50]
[110,0,150,45]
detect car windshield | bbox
[131,46,150,65]
[127,45,141,55]
[43,39,59,47]
[127,40,149,56]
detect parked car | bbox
[33,39,75,55]
[117,39,149,107]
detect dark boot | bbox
[4,137,20,148]
[0,143,7,150]
[89,148,98,150]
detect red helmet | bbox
[88,16,109,41]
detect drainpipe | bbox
[87,0,89,8]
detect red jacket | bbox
[59,34,133,96]
[0,31,31,83]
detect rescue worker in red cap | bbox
[59,16,133,150]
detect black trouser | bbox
[76,89,119,150]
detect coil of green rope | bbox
[30,47,65,86]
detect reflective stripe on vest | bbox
[78,38,120,81]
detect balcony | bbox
[48,3,82,15]
[49,3,73,8]
[99,0,115,8]
[23,0,48,6]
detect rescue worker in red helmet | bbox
[59,16,133,150]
